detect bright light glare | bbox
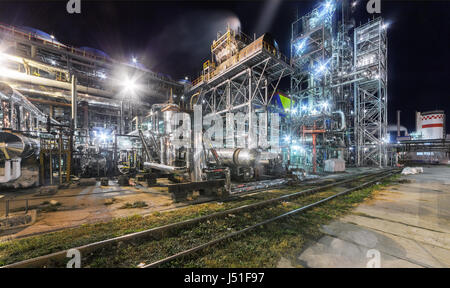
[321,0,334,14]
[295,39,307,55]
[132,57,137,63]
[352,1,357,7]
[381,23,389,30]
[292,145,305,153]
[94,130,109,143]
[124,78,136,92]
[99,133,107,142]
[314,58,331,75]
[50,60,56,65]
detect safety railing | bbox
[0,23,110,62]
[192,75,203,86]
[190,37,290,88]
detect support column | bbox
[248,68,256,149]
[192,104,204,182]
[11,102,17,130]
[71,75,78,129]
[82,102,89,130]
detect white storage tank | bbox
[418,110,445,139]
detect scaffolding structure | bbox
[190,28,293,149]
[290,2,334,109]
[0,23,184,133]
[289,0,388,170]
[353,18,388,167]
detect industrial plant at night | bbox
[0,0,448,271]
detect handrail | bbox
[191,38,290,87]
[0,23,109,62]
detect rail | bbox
[1,168,397,268]
[0,23,109,62]
[191,37,289,88]
[143,169,398,267]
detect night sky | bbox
[0,0,449,132]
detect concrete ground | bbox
[295,166,450,268]
[0,167,378,241]
[0,179,178,240]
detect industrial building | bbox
[0,0,448,196]
[0,1,395,192]
[0,0,449,270]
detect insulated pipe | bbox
[213,148,261,168]
[0,131,39,160]
[189,92,200,110]
[143,162,186,174]
[0,66,113,98]
[0,82,59,125]
[332,110,346,131]
[71,75,77,129]
[0,52,70,79]
[12,85,124,109]
[259,151,281,165]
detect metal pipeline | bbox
[143,162,186,174]
[259,151,282,165]
[190,92,200,110]
[0,131,39,160]
[213,148,261,168]
[332,110,346,131]
[0,66,113,98]
[0,82,61,127]
[0,82,57,124]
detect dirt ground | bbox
[294,166,450,268]
[0,179,179,240]
[0,167,379,241]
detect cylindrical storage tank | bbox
[420,110,445,139]
[214,148,261,168]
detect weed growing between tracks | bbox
[0,185,310,266]
[0,174,398,267]
[167,175,400,268]
[79,175,398,268]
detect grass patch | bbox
[0,186,299,266]
[10,201,61,214]
[120,201,148,209]
[168,176,398,268]
[0,175,397,267]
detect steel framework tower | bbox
[189,28,292,149]
[353,18,388,167]
[289,0,388,169]
[290,3,335,111]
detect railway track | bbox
[143,169,398,268]
[2,168,398,268]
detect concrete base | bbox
[296,166,450,268]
